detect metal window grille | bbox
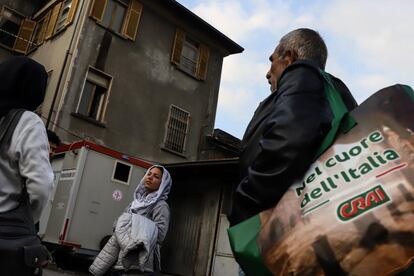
[164,105,190,154]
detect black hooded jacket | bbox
[0,56,47,117]
[228,60,357,226]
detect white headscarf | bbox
[129,165,172,214]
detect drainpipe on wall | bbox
[46,49,71,129]
[208,184,225,276]
[54,0,90,127]
[46,0,88,130]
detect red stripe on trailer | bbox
[55,141,152,169]
[58,218,81,248]
[60,241,81,248]
[59,218,70,242]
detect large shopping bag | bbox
[229,83,414,276]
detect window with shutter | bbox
[27,0,76,45]
[171,29,210,80]
[122,0,142,41]
[28,11,50,52]
[45,2,62,40]
[163,105,190,155]
[90,0,142,40]
[13,19,36,54]
[65,0,78,26]
[55,1,69,33]
[0,6,25,50]
[101,0,127,33]
[90,0,107,22]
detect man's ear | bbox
[283,50,297,65]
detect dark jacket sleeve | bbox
[229,64,332,225]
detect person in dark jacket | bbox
[228,28,358,226]
[0,56,53,275]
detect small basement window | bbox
[112,160,132,185]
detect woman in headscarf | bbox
[0,56,54,275]
[90,165,172,275]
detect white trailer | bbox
[40,141,152,255]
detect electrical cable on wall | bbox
[38,113,156,164]
[38,113,83,140]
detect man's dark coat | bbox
[229,60,357,226]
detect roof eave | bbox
[158,0,244,55]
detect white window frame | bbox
[76,66,113,123]
[111,160,132,185]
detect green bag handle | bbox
[314,70,357,158]
[228,215,272,276]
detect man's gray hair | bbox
[277,28,328,69]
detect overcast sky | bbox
[177,0,414,139]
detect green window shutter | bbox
[122,0,143,41]
[13,19,36,54]
[65,0,79,26]
[196,44,209,80]
[45,2,62,40]
[171,29,185,65]
[89,0,107,22]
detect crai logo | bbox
[337,185,390,221]
[295,129,407,217]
